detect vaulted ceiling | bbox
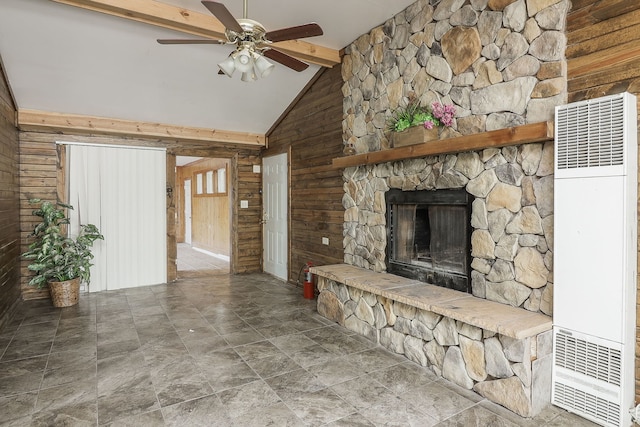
[0,0,417,142]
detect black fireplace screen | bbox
[386,189,472,293]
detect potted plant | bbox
[22,199,104,307]
[388,99,456,147]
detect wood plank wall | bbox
[265,66,344,285]
[566,0,640,403]
[18,132,263,300]
[0,63,21,330]
[232,152,262,273]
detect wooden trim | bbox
[332,121,554,169]
[0,54,18,124]
[51,0,341,68]
[287,146,292,282]
[230,153,239,274]
[166,153,177,282]
[18,109,266,147]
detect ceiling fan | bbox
[157,0,323,82]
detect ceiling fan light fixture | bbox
[234,48,253,73]
[241,71,256,82]
[218,54,236,77]
[160,2,322,81]
[253,52,274,78]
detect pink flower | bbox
[423,120,434,129]
[431,102,456,127]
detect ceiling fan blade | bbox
[263,49,309,72]
[265,23,323,43]
[201,1,243,33]
[157,39,220,44]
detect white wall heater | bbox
[552,92,638,427]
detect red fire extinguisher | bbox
[303,262,315,299]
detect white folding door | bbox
[65,143,167,291]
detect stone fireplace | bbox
[343,145,554,314]
[319,0,569,418]
[323,141,556,417]
[385,188,472,292]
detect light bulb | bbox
[217,55,235,77]
[234,48,253,73]
[253,54,274,78]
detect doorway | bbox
[66,143,167,291]
[176,156,230,276]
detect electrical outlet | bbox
[322,237,329,245]
[253,165,261,173]
[240,200,249,208]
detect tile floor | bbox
[0,273,598,426]
[177,243,230,276]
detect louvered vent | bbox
[556,96,625,170]
[554,382,620,427]
[554,332,622,386]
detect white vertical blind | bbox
[66,143,167,292]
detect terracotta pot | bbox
[49,277,81,307]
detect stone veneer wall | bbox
[342,0,568,153]
[317,277,552,417]
[341,0,568,315]
[343,142,554,315]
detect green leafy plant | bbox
[388,100,456,132]
[22,199,104,288]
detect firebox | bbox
[385,188,473,293]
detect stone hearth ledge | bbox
[310,264,551,340]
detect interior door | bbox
[262,153,288,280]
[184,179,192,245]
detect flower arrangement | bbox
[388,100,456,132]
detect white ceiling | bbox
[0,0,416,135]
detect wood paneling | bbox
[0,61,21,330]
[567,0,640,404]
[232,153,262,273]
[567,1,640,103]
[265,66,344,285]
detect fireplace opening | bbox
[385,189,473,293]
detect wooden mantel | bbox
[332,121,554,169]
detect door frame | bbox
[183,178,192,245]
[167,153,234,281]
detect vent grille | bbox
[554,382,620,427]
[554,332,622,386]
[556,96,625,170]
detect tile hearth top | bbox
[311,264,552,340]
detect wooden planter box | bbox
[391,126,439,147]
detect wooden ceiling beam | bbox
[51,0,341,68]
[18,109,266,147]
